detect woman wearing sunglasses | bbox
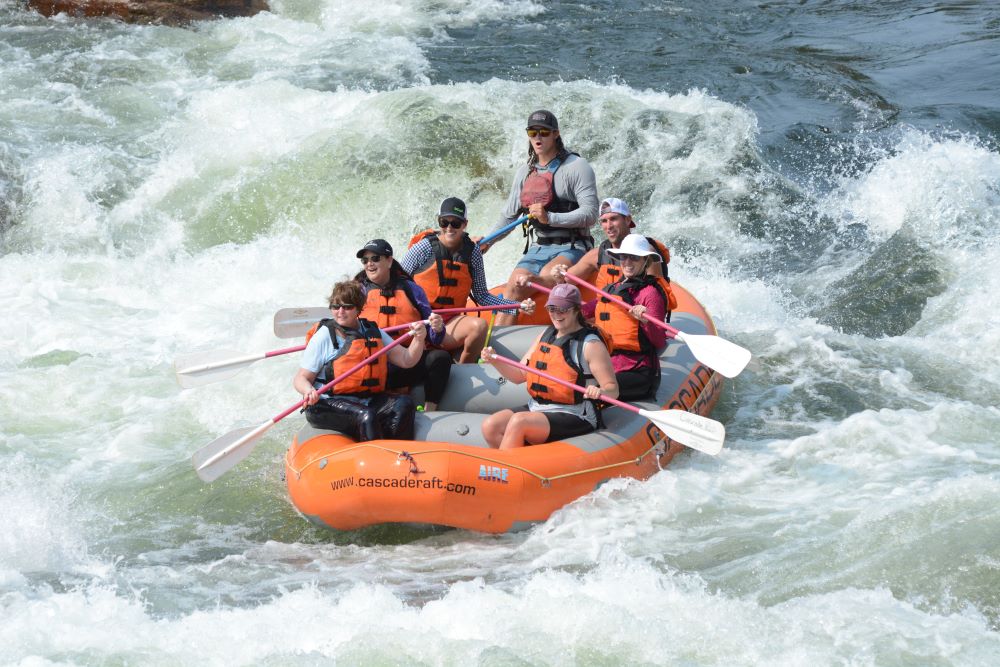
[479,283,618,450]
[293,280,427,442]
[353,239,449,412]
[482,110,599,327]
[561,233,670,401]
[401,197,534,363]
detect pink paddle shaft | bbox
[272,332,414,422]
[490,354,638,415]
[561,272,681,338]
[433,304,519,315]
[265,345,305,358]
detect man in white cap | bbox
[516,196,670,293]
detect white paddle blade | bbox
[676,332,752,379]
[641,409,725,456]
[273,307,328,339]
[192,421,273,483]
[174,349,261,389]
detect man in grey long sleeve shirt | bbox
[483,110,599,325]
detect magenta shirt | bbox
[582,283,667,372]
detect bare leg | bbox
[440,315,489,364]
[482,409,514,448]
[499,412,551,450]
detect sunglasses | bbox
[526,128,553,138]
[360,254,384,265]
[617,253,645,262]
[545,305,573,314]
[330,303,358,311]
[439,218,465,229]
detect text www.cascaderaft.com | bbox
[330,477,476,496]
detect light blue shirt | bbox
[300,322,393,390]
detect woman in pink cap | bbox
[480,283,618,449]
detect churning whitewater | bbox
[2,0,999,664]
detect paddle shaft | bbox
[561,272,681,338]
[478,215,529,247]
[196,332,414,474]
[490,354,638,416]
[180,344,306,375]
[279,332,413,420]
[434,304,520,315]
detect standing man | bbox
[483,110,599,325]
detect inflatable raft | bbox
[284,281,723,533]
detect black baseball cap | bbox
[438,197,468,221]
[355,238,393,258]
[526,110,558,130]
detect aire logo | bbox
[478,465,509,484]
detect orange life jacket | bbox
[594,276,671,358]
[410,231,476,308]
[594,238,677,311]
[359,278,423,342]
[307,318,387,397]
[525,325,604,405]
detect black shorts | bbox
[513,405,595,442]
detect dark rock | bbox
[814,231,947,338]
[28,0,268,25]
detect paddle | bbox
[175,318,429,388]
[175,345,306,389]
[191,331,414,483]
[477,214,529,248]
[273,307,330,338]
[488,353,725,455]
[558,272,751,379]
[274,304,521,338]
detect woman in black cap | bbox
[353,238,450,411]
[481,110,599,326]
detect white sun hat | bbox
[606,233,661,261]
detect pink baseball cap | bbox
[547,283,582,309]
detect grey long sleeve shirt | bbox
[488,153,599,243]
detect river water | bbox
[2,1,999,664]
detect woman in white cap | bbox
[481,110,599,326]
[573,233,671,400]
[480,283,618,450]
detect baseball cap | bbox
[355,238,393,258]
[600,197,635,228]
[606,233,660,261]
[600,197,632,218]
[438,196,468,221]
[547,283,582,309]
[526,110,559,131]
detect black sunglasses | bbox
[359,254,384,264]
[439,218,465,229]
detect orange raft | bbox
[284,281,724,533]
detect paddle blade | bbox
[640,409,725,456]
[192,421,273,483]
[273,307,328,339]
[676,333,752,379]
[175,349,258,389]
